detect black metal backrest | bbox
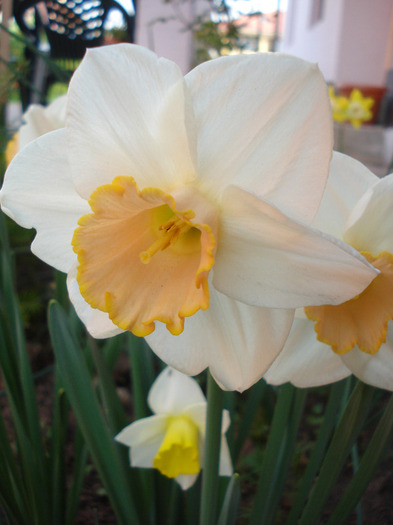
[14,0,135,60]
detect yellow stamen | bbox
[140,216,192,264]
[305,251,393,354]
[153,415,200,478]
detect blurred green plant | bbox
[193,18,243,64]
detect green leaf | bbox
[285,380,348,525]
[327,392,393,525]
[217,474,241,525]
[298,381,375,525]
[199,372,225,525]
[48,301,141,525]
[249,384,307,525]
[232,378,267,465]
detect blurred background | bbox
[2,0,393,175]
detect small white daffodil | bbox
[6,95,67,164]
[1,44,377,391]
[265,152,393,390]
[115,367,232,490]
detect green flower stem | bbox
[199,371,224,525]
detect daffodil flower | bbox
[5,95,67,164]
[265,152,393,390]
[115,367,232,490]
[0,44,377,391]
[345,89,374,129]
[328,86,348,123]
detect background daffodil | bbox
[328,85,348,123]
[115,367,232,490]
[328,86,374,128]
[265,153,393,390]
[345,88,374,128]
[0,44,377,391]
[6,95,67,165]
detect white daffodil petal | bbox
[129,440,164,469]
[175,474,199,490]
[344,174,393,254]
[67,44,196,198]
[0,130,89,273]
[183,403,208,433]
[214,185,377,309]
[19,95,67,149]
[219,437,233,477]
[312,152,378,238]
[264,318,351,387]
[184,405,231,436]
[148,367,206,415]
[115,414,167,448]
[340,326,393,391]
[147,286,295,392]
[67,266,124,339]
[186,53,332,222]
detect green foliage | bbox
[193,19,243,65]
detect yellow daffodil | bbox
[0,45,377,391]
[115,367,232,490]
[345,89,374,128]
[5,95,67,164]
[328,86,348,123]
[265,153,393,390]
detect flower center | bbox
[153,415,200,478]
[140,215,193,264]
[304,251,393,354]
[72,176,217,337]
[348,102,366,119]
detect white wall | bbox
[337,0,393,86]
[280,0,345,82]
[135,0,210,73]
[281,0,393,86]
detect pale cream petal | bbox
[340,324,393,391]
[175,474,199,490]
[264,318,351,387]
[146,286,295,392]
[116,415,167,469]
[67,44,196,199]
[214,185,377,309]
[186,53,332,222]
[148,368,206,415]
[183,403,207,433]
[312,152,377,238]
[184,405,231,436]
[18,95,67,149]
[115,414,167,448]
[218,437,233,477]
[344,174,393,254]
[0,130,89,273]
[67,266,124,339]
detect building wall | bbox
[135,0,210,73]
[280,0,393,86]
[337,0,393,87]
[280,0,345,82]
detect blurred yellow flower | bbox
[328,86,348,123]
[329,86,374,128]
[346,88,374,128]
